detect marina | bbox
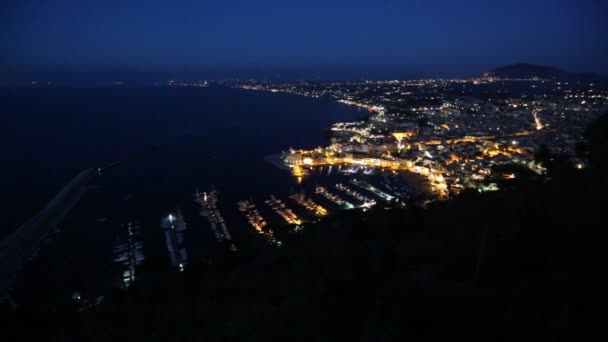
[2,85,377,307]
[237,200,281,246]
[381,174,413,199]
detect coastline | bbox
[246,86,437,199]
[264,153,291,170]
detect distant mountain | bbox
[480,63,599,81]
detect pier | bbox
[335,183,376,208]
[238,201,281,246]
[113,222,144,286]
[265,195,302,227]
[161,211,188,271]
[196,189,237,252]
[0,168,96,299]
[315,186,355,209]
[289,192,328,216]
[350,179,395,202]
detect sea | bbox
[1,85,387,306]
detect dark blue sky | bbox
[2,0,607,80]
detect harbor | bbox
[2,85,413,307]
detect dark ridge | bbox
[481,63,601,81]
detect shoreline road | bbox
[0,168,96,301]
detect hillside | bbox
[482,63,599,80]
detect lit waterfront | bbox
[289,153,448,197]
[233,77,607,199]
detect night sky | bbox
[2,0,607,80]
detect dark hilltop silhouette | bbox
[482,63,601,81]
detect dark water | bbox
[1,86,365,234]
[1,85,368,304]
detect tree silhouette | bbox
[585,111,608,171]
[534,144,573,179]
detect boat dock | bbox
[315,186,355,209]
[265,195,302,226]
[196,189,237,252]
[289,192,328,216]
[160,210,188,271]
[238,200,281,246]
[335,183,376,208]
[350,179,395,202]
[113,222,145,286]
